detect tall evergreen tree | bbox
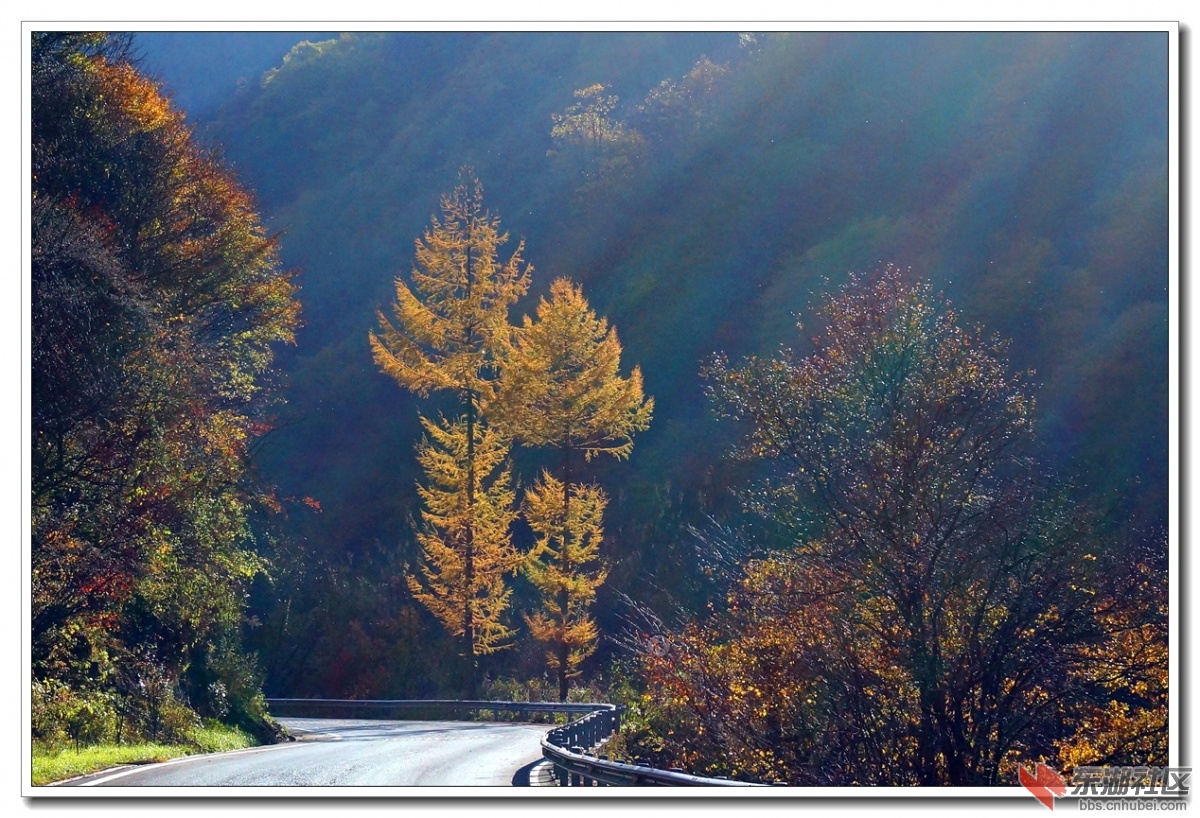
[369,170,530,404]
[495,278,653,699]
[369,170,530,692]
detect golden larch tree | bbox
[408,415,523,657]
[369,170,530,692]
[522,473,609,698]
[494,277,653,699]
[370,169,530,404]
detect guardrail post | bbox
[570,747,584,786]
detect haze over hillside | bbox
[134,30,1168,696]
[33,29,1171,785]
[136,31,336,118]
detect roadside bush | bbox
[32,679,121,752]
[190,635,282,743]
[62,691,119,752]
[189,719,257,753]
[32,679,73,749]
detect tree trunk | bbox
[558,446,572,702]
[463,238,477,699]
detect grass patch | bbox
[33,743,190,786]
[32,721,258,786]
[188,721,257,754]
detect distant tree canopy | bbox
[634,55,730,143]
[636,268,1166,785]
[31,31,299,741]
[549,84,645,199]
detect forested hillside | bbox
[31,33,299,753]
[36,30,1167,784]
[157,31,1168,701]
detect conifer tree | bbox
[369,170,529,692]
[495,278,653,461]
[370,169,530,406]
[408,415,522,657]
[495,278,653,699]
[522,473,609,697]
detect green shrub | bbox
[62,691,118,751]
[155,695,200,745]
[32,680,123,752]
[32,679,74,749]
[32,672,267,758]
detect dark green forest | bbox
[32,30,1169,785]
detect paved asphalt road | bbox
[64,718,550,787]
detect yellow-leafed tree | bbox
[495,278,653,461]
[369,170,530,692]
[1056,558,1168,773]
[370,169,530,404]
[408,415,523,657]
[522,474,609,697]
[495,278,653,699]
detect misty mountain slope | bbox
[134,31,337,118]
[154,31,1167,691]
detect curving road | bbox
[63,718,549,787]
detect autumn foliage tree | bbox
[370,170,530,692]
[31,32,299,741]
[495,278,652,699]
[521,475,609,699]
[1056,544,1168,772]
[549,84,645,200]
[408,416,522,657]
[634,267,1161,785]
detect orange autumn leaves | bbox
[638,269,1167,784]
[32,33,299,705]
